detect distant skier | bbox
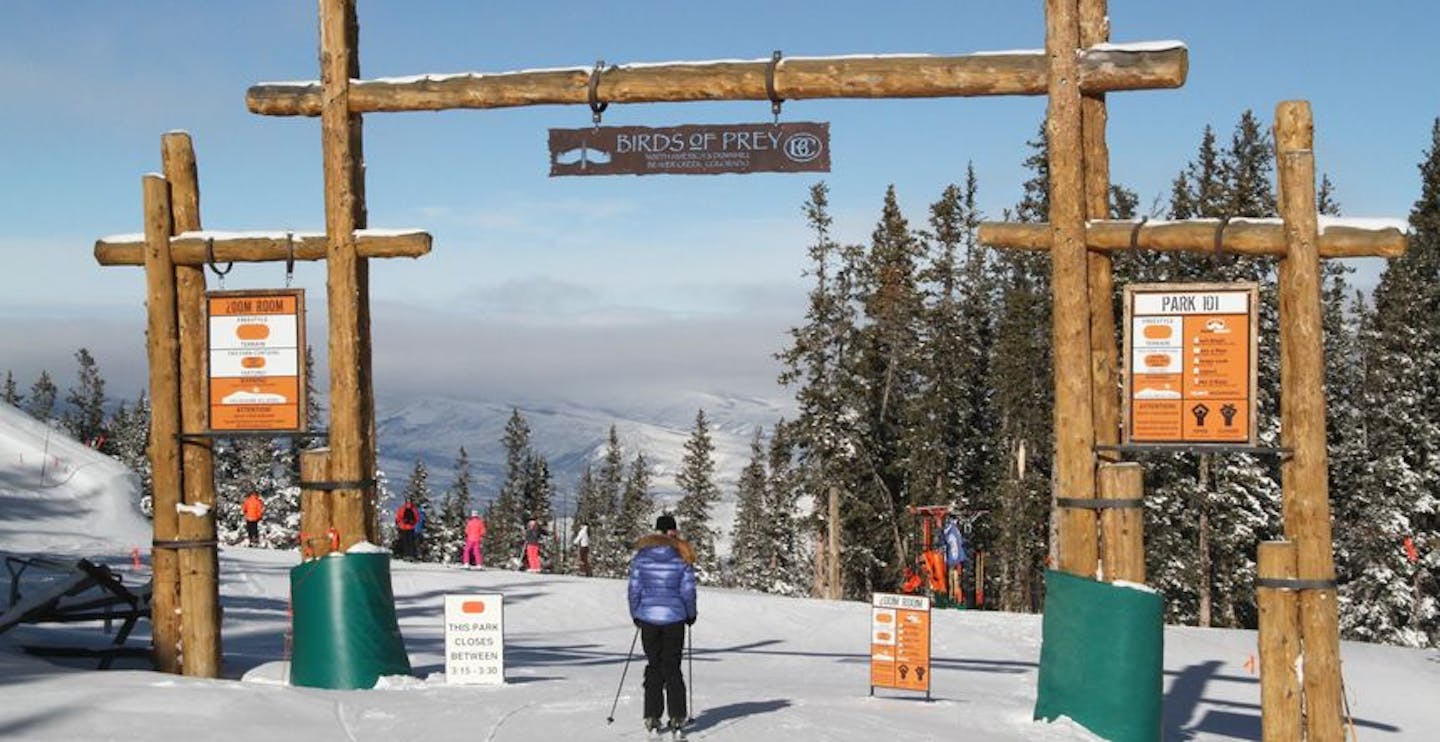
[242,491,265,547]
[523,518,543,572]
[573,522,591,576]
[628,514,697,735]
[463,510,486,568]
[394,500,420,559]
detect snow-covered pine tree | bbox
[617,450,654,556]
[3,370,24,407]
[486,409,533,568]
[592,425,627,577]
[430,447,473,564]
[728,427,768,589]
[762,421,808,595]
[674,410,721,582]
[570,464,600,575]
[61,348,107,446]
[107,392,152,516]
[1348,119,1440,647]
[521,452,555,566]
[27,370,57,423]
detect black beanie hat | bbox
[655,514,677,532]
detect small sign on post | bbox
[549,122,829,176]
[1123,282,1259,446]
[444,594,505,685]
[207,289,306,432]
[870,592,931,699]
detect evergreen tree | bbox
[592,425,628,577]
[521,451,555,566]
[62,348,107,446]
[27,370,57,422]
[107,392,152,516]
[2,370,22,407]
[617,450,654,554]
[571,464,600,574]
[675,410,722,582]
[729,427,769,589]
[431,447,473,564]
[762,421,808,595]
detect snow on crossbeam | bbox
[93,228,432,266]
[977,218,1408,259]
[246,44,1188,116]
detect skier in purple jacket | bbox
[628,513,697,734]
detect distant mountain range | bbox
[374,391,794,545]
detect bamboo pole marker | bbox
[161,132,222,678]
[1275,99,1344,742]
[247,46,1189,116]
[1257,541,1302,742]
[1097,462,1144,583]
[142,174,183,674]
[1046,0,1100,578]
[299,449,334,558]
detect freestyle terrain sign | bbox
[870,592,931,697]
[548,122,829,176]
[1123,283,1258,445]
[207,289,305,432]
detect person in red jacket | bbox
[463,510,486,568]
[394,500,420,559]
[241,491,265,547]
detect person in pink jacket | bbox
[463,510,486,568]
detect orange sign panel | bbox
[871,593,931,695]
[207,290,306,432]
[1124,284,1257,445]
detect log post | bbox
[1046,0,1099,578]
[142,174,183,674]
[1097,462,1144,583]
[161,132,222,678]
[320,0,368,550]
[299,449,333,558]
[1275,100,1344,741]
[1257,541,1302,742]
[1080,2,1121,461]
[976,219,1408,259]
[347,0,380,546]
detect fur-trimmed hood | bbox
[634,533,695,564]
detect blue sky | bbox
[1,1,1437,403]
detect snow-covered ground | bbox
[0,404,1436,741]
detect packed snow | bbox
[0,405,1436,741]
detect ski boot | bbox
[644,717,664,737]
[667,716,688,740]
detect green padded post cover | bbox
[1034,569,1164,741]
[289,552,411,689]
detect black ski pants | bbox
[639,620,687,721]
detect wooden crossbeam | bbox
[246,44,1188,116]
[978,219,1408,258]
[94,229,431,266]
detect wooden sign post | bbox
[978,102,1407,740]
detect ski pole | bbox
[606,625,641,724]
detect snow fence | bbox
[289,552,411,689]
[1033,569,1164,741]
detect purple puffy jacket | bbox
[628,534,698,625]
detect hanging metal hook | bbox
[284,232,295,288]
[766,50,785,125]
[588,59,609,128]
[205,236,232,288]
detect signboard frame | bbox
[205,288,307,434]
[548,121,830,177]
[443,593,505,685]
[869,592,932,700]
[1122,282,1259,447]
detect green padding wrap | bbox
[1034,570,1164,742]
[290,552,411,689]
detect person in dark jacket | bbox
[628,513,697,733]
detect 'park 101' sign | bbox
[548,122,829,176]
[206,289,306,432]
[1123,283,1259,446]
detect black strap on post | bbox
[298,479,376,492]
[1212,215,1232,259]
[152,538,220,550]
[588,60,608,127]
[1128,216,1148,251]
[284,232,296,287]
[205,237,233,287]
[1057,497,1144,510]
[766,50,785,123]
[1255,577,1338,591]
